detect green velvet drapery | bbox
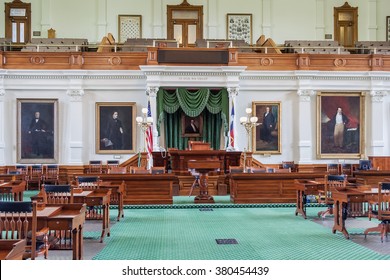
[157,88,229,150]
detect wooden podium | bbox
[187,159,220,204]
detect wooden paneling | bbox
[230,172,326,203]
[353,170,390,185]
[368,156,390,171]
[1,50,390,71]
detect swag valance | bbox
[156,88,229,136]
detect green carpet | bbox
[93,206,390,260]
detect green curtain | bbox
[157,88,229,150]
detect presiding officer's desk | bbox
[230,172,326,204]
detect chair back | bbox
[274,168,291,173]
[0,201,37,259]
[358,160,372,170]
[76,176,100,189]
[229,166,243,174]
[250,167,266,173]
[282,161,296,172]
[378,182,390,222]
[151,167,165,174]
[107,166,127,174]
[327,164,340,175]
[130,167,149,174]
[106,160,120,171]
[340,163,353,176]
[43,165,59,185]
[43,184,73,204]
[88,160,103,174]
[325,174,347,204]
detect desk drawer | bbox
[47,219,72,230]
[84,197,103,206]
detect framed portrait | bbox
[227,13,252,44]
[17,99,58,163]
[252,102,281,154]
[181,113,203,138]
[387,16,390,41]
[118,15,142,43]
[96,102,136,154]
[317,92,365,159]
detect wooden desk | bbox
[33,189,110,243]
[0,204,86,260]
[230,172,325,203]
[0,181,26,201]
[331,189,368,239]
[0,239,26,260]
[99,181,125,221]
[73,189,111,243]
[353,170,390,185]
[82,173,175,205]
[40,204,86,260]
[294,179,324,219]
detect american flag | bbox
[146,99,153,164]
[229,100,235,148]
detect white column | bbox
[0,88,5,165]
[367,90,388,156]
[40,0,52,35]
[315,0,325,39]
[67,89,85,164]
[146,86,159,151]
[262,0,272,38]
[297,89,315,163]
[96,0,108,41]
[227,87,239,151]
[207,0,218,39]
[152,0,164,37]
[368,0,378,40]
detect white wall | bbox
[1,0,390,43]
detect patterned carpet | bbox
[22,192,389,260]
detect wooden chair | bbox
[27,165,43,190]
[42,164,60,185]
[358,159,372,170]
[151,166,165,174]
[42,184,74,204]
[76,176,100,189]
[8,165,28,181]
[274,168,291,173]
[282,161,296,172]
[318,174,347,219]
[106,160,120,172]
[0,201,49,260]
[87,160,103,174]
[327,163,340,175]
[340,163,353,176]
[130,166,150,174]
[107,166,127,174]
[364,182,390,242]
[229,166,243,174]
[250,167,266,173]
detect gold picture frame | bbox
[17,99,58,163]
[317,92,365,159]
[181,113,203,138]
[118,15,142,43]
[387,16,390,41]
[227,13,253,44]
[252,101,281,154]
[96,102,136,154]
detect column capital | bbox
[67,89,85,102]
[227,87,239,98]
[0,88,5,97]
[146,86,159,97]
[297,89,315,102]
[369,90,388,103]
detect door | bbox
[167,1,203,47]
[334,2,358,48]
